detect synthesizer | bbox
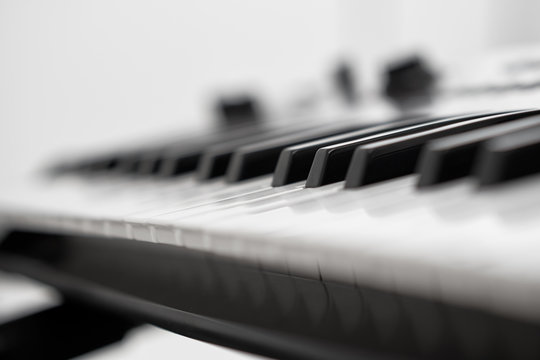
[3,53,540,359]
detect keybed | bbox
[3,106,540,328]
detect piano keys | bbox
[3,104,540,359]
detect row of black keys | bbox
[57,108,540,188]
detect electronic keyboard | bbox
[3,53,540,360]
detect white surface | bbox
[0,271,60,323]
[77,326,265,360]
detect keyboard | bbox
[3,54,540,359]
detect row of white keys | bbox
[145,179,407,272]
[3,171,270,238]
[145,179,310,247]
[187,173,540,322]
[87,176,271,241]
[16,174,196,234]
[7,152,540,322]
[19,172,262,237]
[120,177,279,241]
[317,180,540,321]
[196,176,419,278]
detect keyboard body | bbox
[3,50,540,359]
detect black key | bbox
[417,113,540,187]
[304,112,507,188]
[272,116,435,187]
[71,123,269,177]
[115,151,155,174]
[475,125,540,186]
[158,145,202,176]
[80,157,120,172]
[55,120,272,177]
[196,122,319,181]
[100,141,204,176]
[343,109,540,188]
[225,122,371,182]
[116,144,189,175]
[63,153,128,174]
[154,124,268,177]
[114,139,202,177]
[135,150,166,175]
[75,145,187,176]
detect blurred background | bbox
[2,0,540,184]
